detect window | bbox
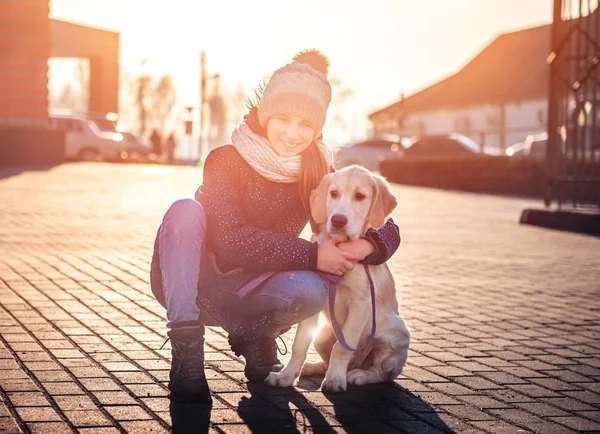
[486,113,500,128]
[454,116,471,132]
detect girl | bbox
[150,49,401,403]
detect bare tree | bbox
[148,75,178,137]
[329,77,355,131]
[136,75,152,136]
[53,83,77,110]
[227,81,246,129]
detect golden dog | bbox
[265,165,411,393]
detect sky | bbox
[49,0,553,142]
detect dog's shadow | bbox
[237,376,453,433]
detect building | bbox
[0,1,119,123]
[0,1,120,166]
[368,24,550,151]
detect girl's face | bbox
[266,114,316,157]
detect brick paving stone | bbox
[505,384,562,398]
[411,391,462,405]
[515,402,572,417]
[41,382,85,395]
[120,420,170,433]
[437,404,495,421]
[540,396,598,412]
[14,406,61,422]
[452,376,505,390]
[62,409,111,427]
[35,371,73,383]
[78,428,121,434]
[470,419,533,433]
[427,365,473,377]
[140,398,170,413]
[387,419,448,433]
[575,411,600,422]
[455,394,511,410]
[448,361,498,372]
[52,395,97,411]
[561,389,600,404]
[548,416,600,432]
[104,405,153,421]
[403,366,450,383]
[26,421,72,433]
[6,392,51,407]
[485,389,537,404]
[1,164,599,432]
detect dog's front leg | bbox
[321,305,371,393]
[265,313,320,387]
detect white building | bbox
[369,24,550,151]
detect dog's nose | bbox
[331,214,348,229]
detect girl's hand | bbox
[337,239,375,262]
[317,239,363,276]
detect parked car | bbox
[403,133,482,157]
[50,113,125,162]
[86,111,120,133]
[335,134,408,170]
[119,132,153,162]
[506,133,547,158]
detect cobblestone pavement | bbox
[0,163,599,434]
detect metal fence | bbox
[546,0,600,208]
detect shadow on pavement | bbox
[170,400,212,434]
[325,382,454,433]
[0,165,61,182]
[234,380,452,434]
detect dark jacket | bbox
[194,145,400,294]
[152,144,401,332]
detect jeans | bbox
[151,199,327,332]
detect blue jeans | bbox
[150,199,327,332]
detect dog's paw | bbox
[265,369,297,388]
[321,374,347,393]
[300,361,327,377]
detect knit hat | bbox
[258,49,332,136]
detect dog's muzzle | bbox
[330,214,348,229]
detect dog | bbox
[265,165,411,393]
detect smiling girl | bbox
[150,49,401,402]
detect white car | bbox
[50,113,125,162]
[335,135,406,171]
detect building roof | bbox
[369,24,550,119]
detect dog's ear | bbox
[310,173,332,224]
[368,174,398,228]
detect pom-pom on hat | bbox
[258,49,332,136]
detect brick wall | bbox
[0,0,50,120]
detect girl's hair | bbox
[298,139,330,217]
[245,85,330,216]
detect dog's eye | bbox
[354,192,366,201]
[330,190,339,199]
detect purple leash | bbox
[236,263,377,352]
[327,263,377,352]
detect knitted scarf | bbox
[231,122,333,183]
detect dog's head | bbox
[309,165,397,241]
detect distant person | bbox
[150,129,162,159]
[149,50,401,403]
[166,133,176,164]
